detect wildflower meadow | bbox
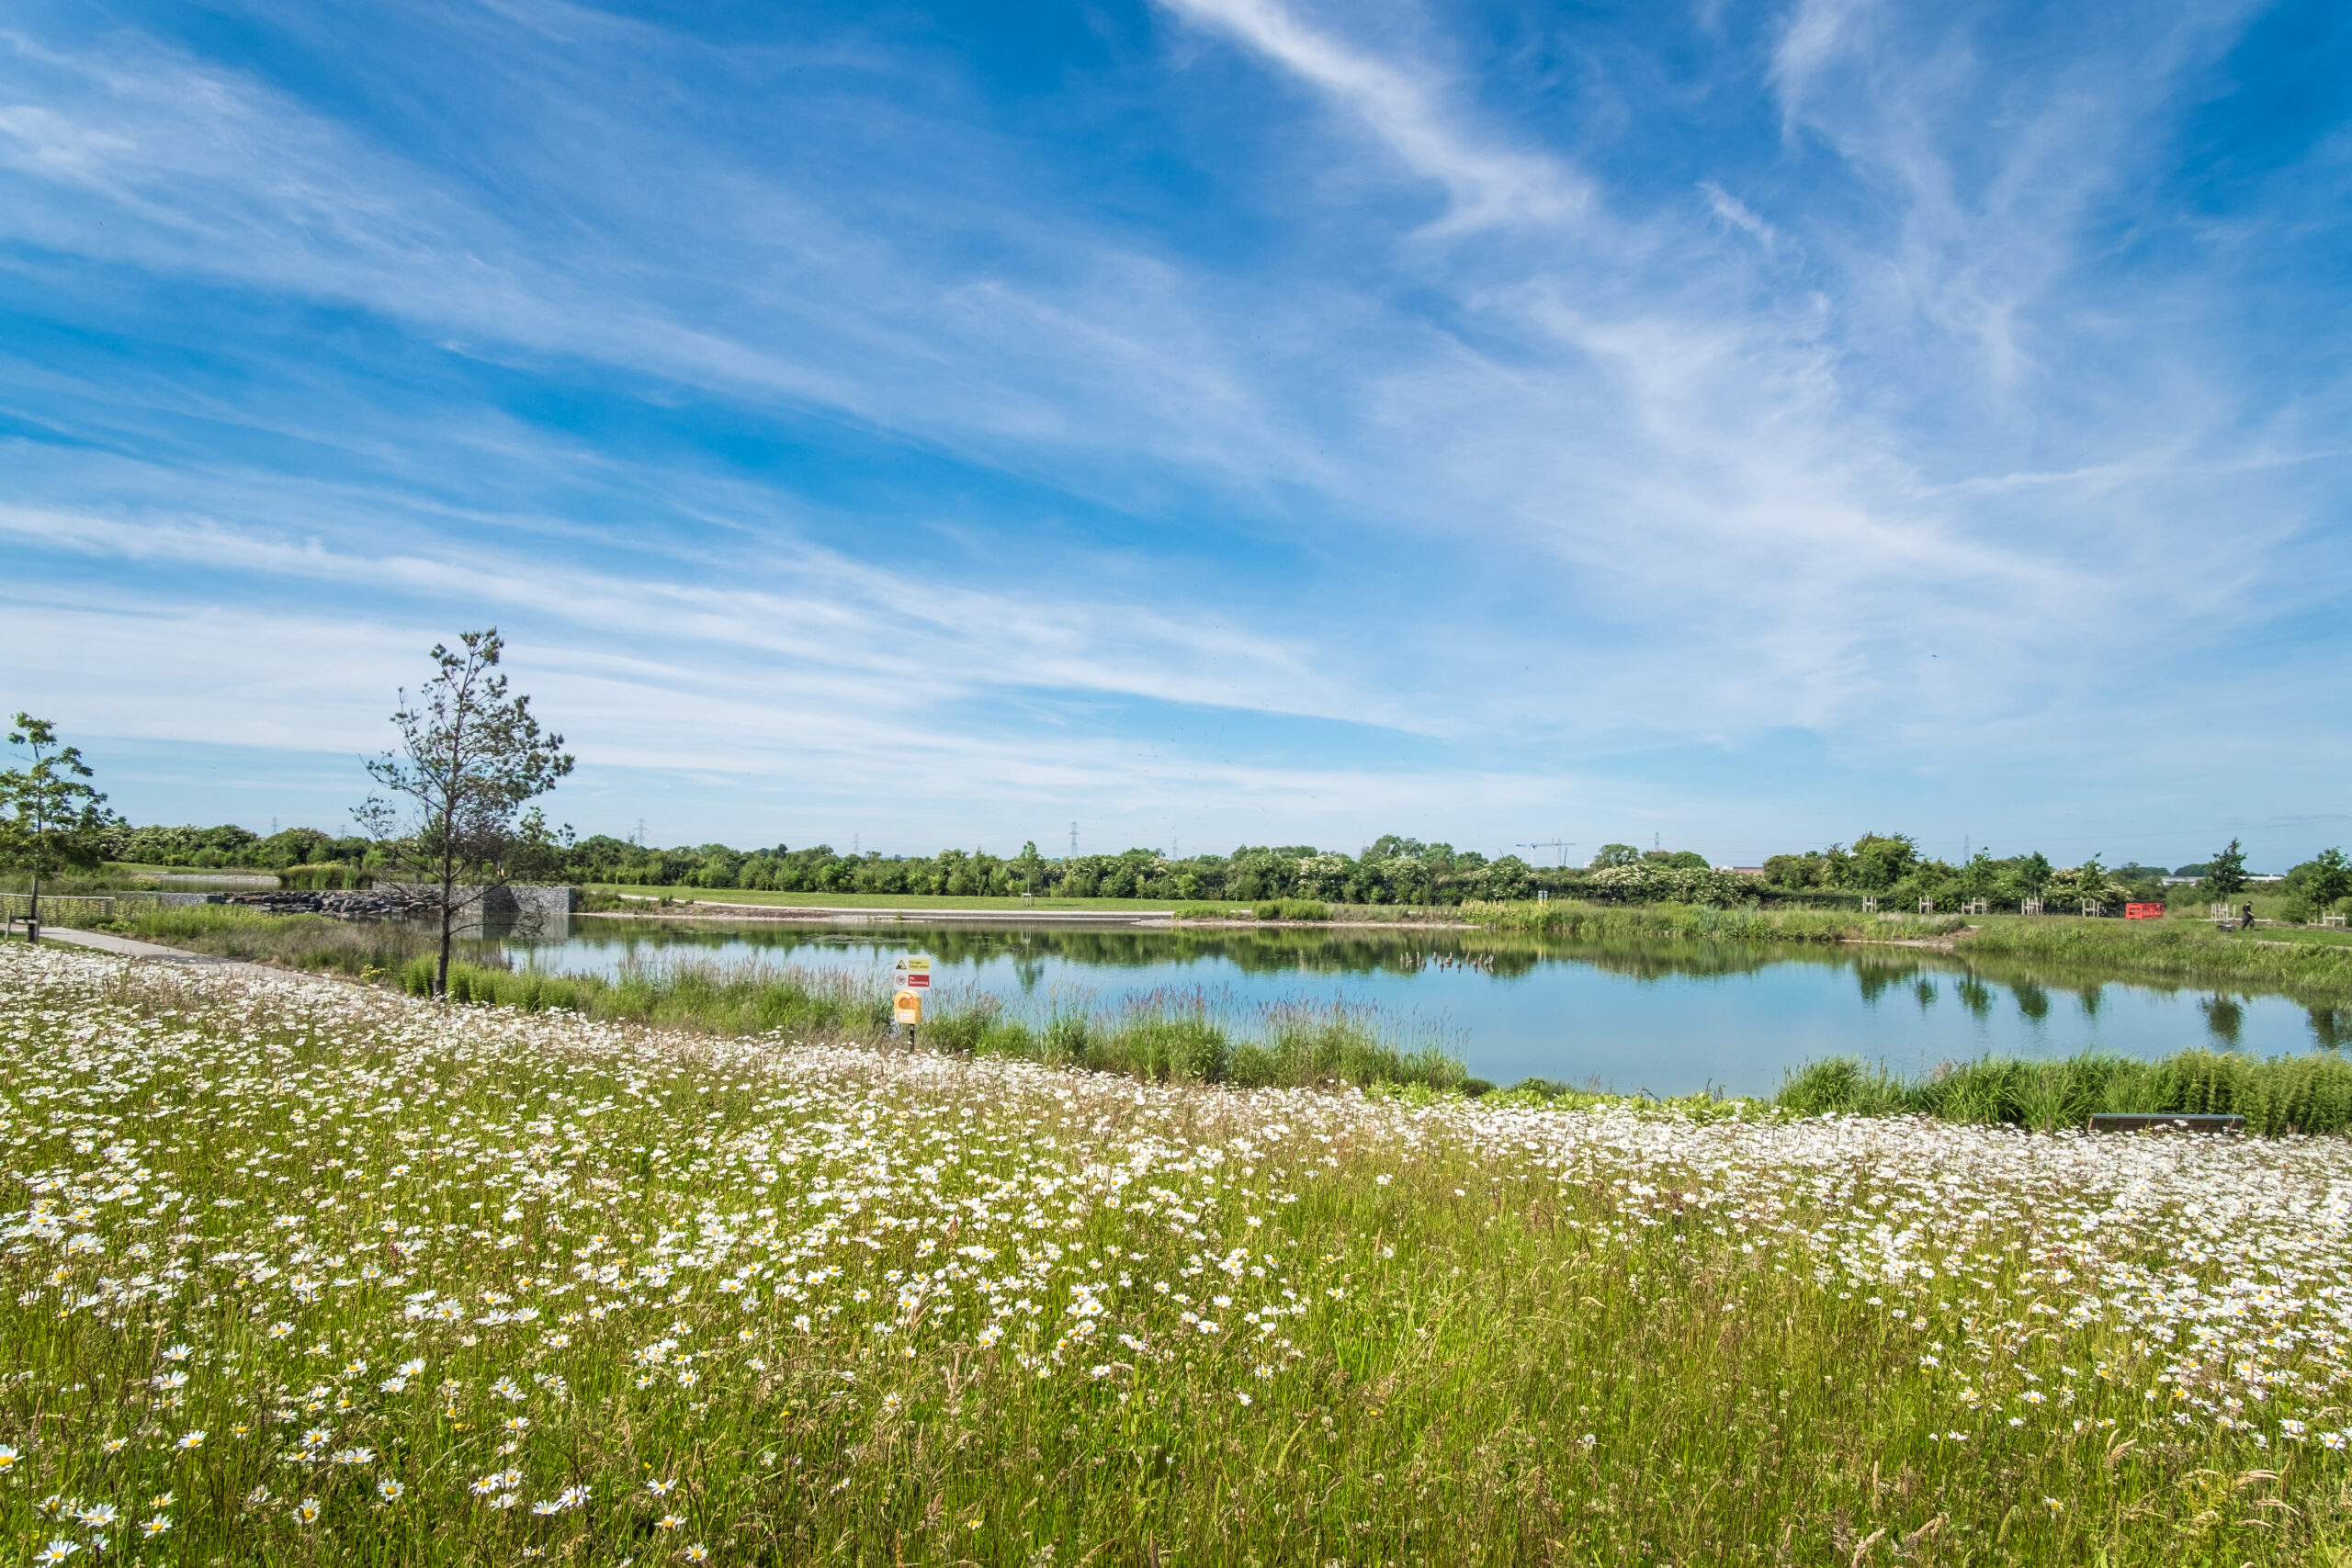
[5,941,2352,1564]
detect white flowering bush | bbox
[3,942,2350,1563]
[1587,863,1748,906]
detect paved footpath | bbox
[30,927,282,976]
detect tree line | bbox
[71,821,2352,917]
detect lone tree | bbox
[2305,847,2352,912]
[361,630,573,996]
[2205,837,2249,901]
[0,715,119,942]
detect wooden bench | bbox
[2087,1112,2244,1134]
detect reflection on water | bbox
[483,919,2345,1097]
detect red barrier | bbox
[2125,903,2165,920]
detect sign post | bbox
[892,956,931,1040]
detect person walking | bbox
[2242,902,2256,931]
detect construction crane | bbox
[1518,840,1575,868]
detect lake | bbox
[482,917,2346,1096]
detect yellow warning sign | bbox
[893,989,922,1025]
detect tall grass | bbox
[1170,900,1331,921]
[116,904,431,971]
[1777,1048,2352,1134]
[918,989,1464,1091]
[425,959,1469,1092]
[406,954,889,1040]
[277,863,371,890]
[1962,916,2352,998]
[1463,898,1965,943]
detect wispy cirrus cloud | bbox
[1156,0,1589,231]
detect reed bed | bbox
[1776,1048,2352,1135]
[6,944,2352,1563]
[1461,899,1966,943]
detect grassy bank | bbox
[1777,1048,2352,1134]
[1464,899,2352,998]
[1960,913,2352,996]
[589,886,1184,912]
[1171,899,1332,922]
[1462,897,1966,943]
[6,944,2351,1564]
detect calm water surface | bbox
[493,919,2346,1097]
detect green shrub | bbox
[1252,899,1329,922]
[278,863,370,890]
[1172,903,1252,921]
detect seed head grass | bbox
[5,943,2352,1563]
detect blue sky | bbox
[4,0,2348,868]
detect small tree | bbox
[2301,847,2351,912]
[2205,837,2248,901]
[0,716,119,942]
[360,631,574,996]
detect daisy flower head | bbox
[175,1430,206,1450]
[377,1479,404,1503]
[140,1516,171,1540]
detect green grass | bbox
[2238,926,2352,949]
[1462,898,1966,943]
[588,886,1184,912]
[1959,913,2352,998]
[106,904,430,972]
[1776,1048,2352,1134]
[6,945,2350,1565]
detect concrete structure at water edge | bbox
[379,883,581,937]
